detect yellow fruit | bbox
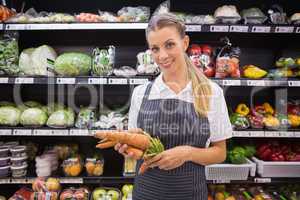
[45,178,60,192]
[69,163,82,176]
[215,192,225,200]
[85,162,95,175]
[93,164,104,176]
[288,114,300,127]
[243,65,267,79]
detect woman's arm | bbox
[186,140,226,166]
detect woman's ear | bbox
[183,35,190,51]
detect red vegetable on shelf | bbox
[188,44,202,55]
[257,144,273,161]
[287,103,300,115]
[270,152,285,161]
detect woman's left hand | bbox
[145,146,191,170]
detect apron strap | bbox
[141,82,153,104]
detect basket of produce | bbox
[253,141,300,177]
[206,145,256,180]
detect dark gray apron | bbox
[133,82,210,200]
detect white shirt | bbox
[128,73,232,147]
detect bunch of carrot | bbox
[0,5,15,22]
[95,130,164,174]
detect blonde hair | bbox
[146,13,212,117]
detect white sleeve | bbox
[207,82,232,143]
[128,83,149,129]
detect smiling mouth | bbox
[160,61,172,68]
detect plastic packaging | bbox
[85,158,104,176]
[10,145,27,158]
[0,157,10,167]
[241,8,267,24]
[91,187,121,200]
[60,187,89,200]
[268,5,288,24]
[214,5,241,24]
[153,0,170,16]
[62,158,83,177]
[290,13,300,24]
[0,147,9,158]
[92,46,115,76]
[35,151,58,177]
[185,15,215,24]
[136,50,160,75]
[98,11,119,22]
[0,166,10,177]
[11,156,27,167]
[0,32,19,75]
[118,6,150,22]
[123,157,137,176]
[113,66,137,77]
[30,192,59,200]
[11,164,27,178]
[75,107,96,129]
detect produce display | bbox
[95,130,164,174]
[92,46,115,76]
[92,187,121,200]
[256,141,300,161]
[214,5,241,24]
[93,112,127,130]
[85,157,104,176]
[123,157,137,176]
[136,50,160,75]
[267,57,300,78]
[35,150,58,177]
[241,8,267,24]
[0,32,19,75]
[0,5,16,22]
[242,65,268,79]
[227,145,256,164]
[60,187,89,200]
[121,184,133,200]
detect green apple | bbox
[93,188,107,200]
[107,190,120,200]
[122,184,133,196]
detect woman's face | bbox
[147,26,189,74]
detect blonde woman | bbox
[115,13,232,200]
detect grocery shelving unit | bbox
[1,0,300,197]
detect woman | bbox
[116,13,232,200]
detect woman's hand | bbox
[145,146,191,170]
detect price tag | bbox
[13,129,32,136]
[265,131,280,137]
[56,78,76,84]
[12,178,27,184]
[88,78,107,84]
[5,24,24,30]
[0,129,11,136]
[0,78,9,84]
[222,79,241,86]
[252,26,271,33]
[129,78,148,85]
[60,178,83,184]
[70,129,90,136]
[296,27,300,33]
[230,25,249,32]
[233,131,250,137]
[294,132,300,137]
[33,129,53,136]
[212,180,231,184]
[0,24,3,30]
[288,81,300,87]
[250,131,265,137]
[108,78,128,85]
[52,129,69,136]
[186,25,202,32]
[254,178,271,183]
[210,25,229,32]
[247,80,265,86]
[275,26,294,33]
[280,131,294,137]
[0,178,10,184]
[15,78,34,84]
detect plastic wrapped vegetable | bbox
[136,50,160,75]
[268,5,288,24]
[214,5,241,24]
[117,6,150,22]
[0,32,19,75]
[0,106,21,126]
[19,45,57,76]
[47,109,74,128]
[54,52,91,76]
[98,11,119,22]
[290,13,300,24]
[92,46,115,76]
[230,113,250,130]
[75,107,96,129]
[241,8,267,24]
[153,0,170,16]
[113,66,137,77]
[48,13,76,23]
[20,108,48,127]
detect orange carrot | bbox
[96,140,117,149]
[95,131,150,150]
[138,161,149,175]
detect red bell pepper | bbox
[271,152,285,161]
[257,144,273,161]
[287,103,300,115]
[201,45,212,55]
[188,44,202,55]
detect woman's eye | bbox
[166,42,174,49]
[151,47,159,53]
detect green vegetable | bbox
[17,101,44,112]
[75,107,96,128]
[0,101,15,107]
[244,145,256,158]
[47,103,65,115]
[92,46,115,76]
[276,57,296,68]
[230,113,250,129]
[0,106,21,126]
[47,108,74,128]
[54,52,91,76]
[20,108,48,127]
[0,33,19,75]
[228,146,247,164]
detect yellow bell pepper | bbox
[235,103,250,116]
[288,114,300,127]
[263,102,274,115]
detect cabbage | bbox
[47,108,75,128]
[75,107,96,128]
[0,106,21,126]
[0,101,15,107]
[20,108,48,127]
[17,101,43,112]
[54,52,91,76]
[47,103,65,115]
[19,45,57,76]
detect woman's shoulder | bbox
[208,80,223,96]
[132,81,152,98]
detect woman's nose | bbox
[158,49,168,60]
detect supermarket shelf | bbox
[0,76,299,87]
[2,23,300,33]
[1,128,300,138]
[0,176,300,185]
